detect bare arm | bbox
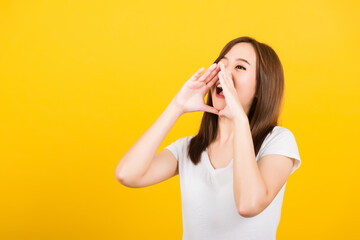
[115,98,183,182]
[115,63,220,186]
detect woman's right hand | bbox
[172,63,220,115]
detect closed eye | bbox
[236,65,246,70]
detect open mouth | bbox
[216,85,224,95]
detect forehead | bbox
[223,42,256,65]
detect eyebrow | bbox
[223,56,251,66]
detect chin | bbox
[212,98,226,110]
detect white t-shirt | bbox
[165,126,301,240]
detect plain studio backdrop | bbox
[0,0,359,239]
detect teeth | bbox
[217,83,222,89]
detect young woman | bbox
[115,36,301,240]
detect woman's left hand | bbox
[217,62,247,121]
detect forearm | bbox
[115,99,183,180]
[233,117,268,214]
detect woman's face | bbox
[211,42,257,115]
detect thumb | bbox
[218,110,222,117]
[218,109,225,117]
[201,105,219,115]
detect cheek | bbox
[234,78,255,96]
[235,74,255,87]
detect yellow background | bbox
[1,0,359,239]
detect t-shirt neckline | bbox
[204,148,233,173]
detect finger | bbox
[206,72,219,90]
[219,71,230,96]
[218,63,228,85]
[219,61,225,71]
[189,67,205,81]
[218,71,224,87]
[226,70,235,87]
[220,70,230,90]
[219,61,223,68]
[206,65,220,87]
[218,70,226,87]
[219,63,233,88]
[198,63,217,82]
[218,109,224,117]
[204,64,221,85]
[201,105,219,115]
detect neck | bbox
[215,116,234,145]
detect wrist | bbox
[233,112,249,126]
[168,99,184,117]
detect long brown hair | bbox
[188,36,285,165]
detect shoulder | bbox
[258,126,302,174]
[269,125,294,136]
[263,126,296,143]
[164,135,195,161]
[164,135,195,152]
[258,126,300,157]
[177,135,195,145]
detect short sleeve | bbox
[164,137,188,162]
[257,127,302,175]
